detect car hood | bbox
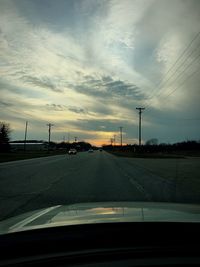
[0,202,200,234]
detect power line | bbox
[143,30,200,108]
[162,67,200,99]
[145,53,200,109]
[156,47,200,96]
[146,47,200,108]
[157,46,200,93]
[144,31,200,105]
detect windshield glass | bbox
[0,0,200,223]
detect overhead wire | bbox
[143,31,200,105]
[142,31,200,109]
[145,31,200,103]
[145,51,200,108]
[162,67,200,99]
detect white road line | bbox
[129,178,152,201]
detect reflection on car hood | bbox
[0,202,200,234]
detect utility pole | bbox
[47,123,54,151]
[24,121,28,151]
[68,132,70,143]
[136,108,145,146]
[113,134,116,146]
[74,136,77,142]
[119,127,123,146]
[110,138,113,146]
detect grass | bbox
[1,149,199,163]
[107,150,185,159]
[0,150,66,163]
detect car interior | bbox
[0,221,199,266]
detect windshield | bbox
[0,0,200,223]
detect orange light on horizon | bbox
[85,139,108,147]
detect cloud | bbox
[71,74,145,101]
[46,104,66,111]
[69,117,134,133]
[0,100,13,107]
[106,80,143,98]
[22,76,63,92]
[0,0,199,144]
[46,104,86,114]
[68,106,86,114]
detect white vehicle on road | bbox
[68,149,77,155]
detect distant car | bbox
[88,149,94,153]
[99,149,102,152]
[68,148,77,155]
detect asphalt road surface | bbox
[0,151,199,220]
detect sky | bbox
[0,0,200,146]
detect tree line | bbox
[0,122,93,152]
[103,140,200,153]
[0,122,11,152]
[1,121,199,153]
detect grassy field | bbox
[0,150,66,163]
[108,150,186,159]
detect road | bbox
[0,151,199,220]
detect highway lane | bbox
[0,151,195,220]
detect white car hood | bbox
[0,202,200,234]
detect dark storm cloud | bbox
[84,75,97,80]
[22,76,62,92]
[0,80,35,96]
[102,76,113,83]
[105,80,143,98]
[69,118,134,133]
[46,104,66,111]
[68,106,86,114]
[72,74,145,100]
[146,106,200,126]
[46,104,86,114]
[14,0,78,32]
[0,80,20,93]
[91,104,115,117]
[0,100,13,107]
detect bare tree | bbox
[145,138,158,145]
